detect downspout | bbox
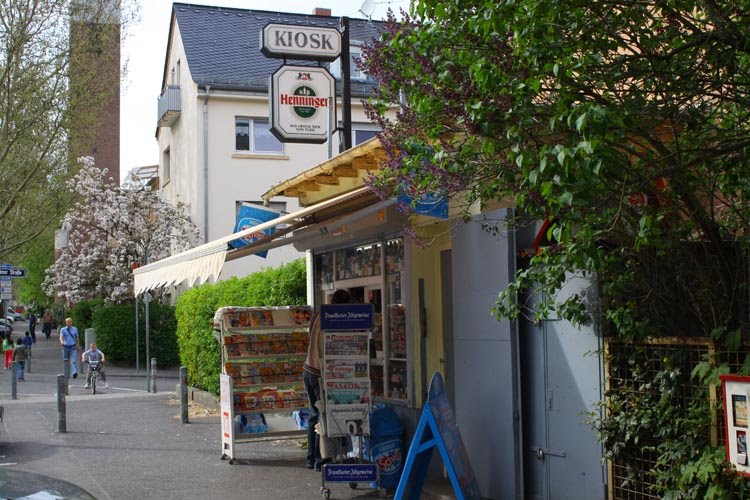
[203,85,211,243]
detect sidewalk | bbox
[0,321,384,499]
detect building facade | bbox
[156,3,383,280]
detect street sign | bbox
[0,293,10,300]
[0,267,26,277]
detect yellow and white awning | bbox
[133,186,376,295]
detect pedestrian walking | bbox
[28,311,37,343]
[3,334,14,370]
[23,331,32,358]
[13,338,26,381]
[42,309,53,340]
[59,318,79,378]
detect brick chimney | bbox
[313,7,331,16]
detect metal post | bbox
[340,16,352,152]
[179,366,188,424]
[57,374,66,433]
[63,355,70,395]
[145,291,151,392]
[26,348,30,374]
[135,295,140,373]
[328,96,334,160]
[150,357,157,393]
[11,361,17,400]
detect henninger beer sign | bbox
[270,65,335,144]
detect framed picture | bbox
[733,394,748,428]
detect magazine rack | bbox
[215,305,313,464]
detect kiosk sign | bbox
[270,65,335,143]
[261,23,341,61]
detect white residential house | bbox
[155,3,384,281]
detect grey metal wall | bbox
[451,208,521,499]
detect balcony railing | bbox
[157,85,181,127]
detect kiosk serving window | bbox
[315,237,408,402]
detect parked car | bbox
[0,319,11,336]
[6,308,21,321]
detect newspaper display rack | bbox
[215,305,313,464]
[319,304,380,498]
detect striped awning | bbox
[133,186,373,295]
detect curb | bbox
[175,385,220,411]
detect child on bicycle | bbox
[82,342,109,389]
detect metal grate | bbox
[605,338,715,499]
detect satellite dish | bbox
[359,0,375,19]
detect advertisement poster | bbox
[734,394,748,427]
[229,203,280,256]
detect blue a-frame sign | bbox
[394,372,482,500]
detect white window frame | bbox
[328,41,368,81]
[162,147,171,184]
[235,117,284,154]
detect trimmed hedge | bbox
[70,299,104,334]
[91,303,180,367]
[175,258,306,394]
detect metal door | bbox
[522,275,605,500]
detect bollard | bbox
[10,362,17,400]
[180,366,188,424]
[63,357,70,396]
[57,375,66,433]
[150,357,157,393]
[26,349,30,374]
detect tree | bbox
[44,157,199,304]
[0,0,136,260]
[363,1,750,495]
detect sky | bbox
[119,0,410,183]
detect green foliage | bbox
[91,303,179,367]
[175,259,307,394]
[364,0,750,495]
[15,230,55,310]
[70,299,104,336]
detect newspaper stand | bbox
[318,303,381,498]
[215,306,313,464]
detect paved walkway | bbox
[0,321,383,499]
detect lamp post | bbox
[143,246,151,392]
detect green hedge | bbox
[70,299,104,334]
[91,303,179,367]
[175,258,307,394]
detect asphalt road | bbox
[0,321,383,499]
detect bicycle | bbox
[88,360,100,395]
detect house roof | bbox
[167,2,383,94]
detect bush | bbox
[176,258,306,393]
[70,299,104,333]
[92,303,179,367]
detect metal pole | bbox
[144,245,151,392]
[328,96,334,160]
[63,355,70,395]
[11,361,17,400]
[145,292,151,392]
[150,357,157,393]
[26,347,30,374]
[180,366,188,424]
[340,16,352,152]
[135,295,140,373]
[57,374,66,433]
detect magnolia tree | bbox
[363,1,750,495]
[44,157,199,304]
